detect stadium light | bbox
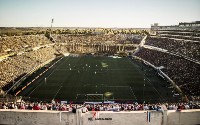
[51,18,54,28]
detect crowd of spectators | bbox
[0,33,200,111]
[52,34,142,44]
[0,101,199,111]
[52,34,141,53]
[0,47,57,88]
[0,34,142,89]
[145,37,200,61]
[0,34,59,89]
[135,48,200,96]
[0,35,52,56]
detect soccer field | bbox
[19,56,174,103]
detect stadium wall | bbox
[0,109,200,125]
[167,110,200,125]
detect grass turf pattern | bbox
[19,56,175,103]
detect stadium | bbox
[0,28,178,103]
[0,21,200,125]
[0,0,200,124]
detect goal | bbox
[86,94,103,102]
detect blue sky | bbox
[0,0,199,28]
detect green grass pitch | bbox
[19,56,174,103]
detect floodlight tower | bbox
[51,18,54,28]
[50,18,54,36]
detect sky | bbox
[0,0,200,28]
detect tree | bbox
[45,31,50,39]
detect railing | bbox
[132,56,184,99]
[4,58,56,96]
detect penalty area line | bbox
[53,83,63,99]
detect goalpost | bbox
[76,85,136,102]
[86,94,104,102]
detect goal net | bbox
[86,94,103,102]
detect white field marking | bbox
[55,68,132,71]
[46,57,70,79]
[145,77,162,98]
[28,57,67,97]
[105,86,130,87]
[53,83,63,99]
[127,58,144,74]
[27,81,43,96]
[129,86,137,100]
[128,58,161,98]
